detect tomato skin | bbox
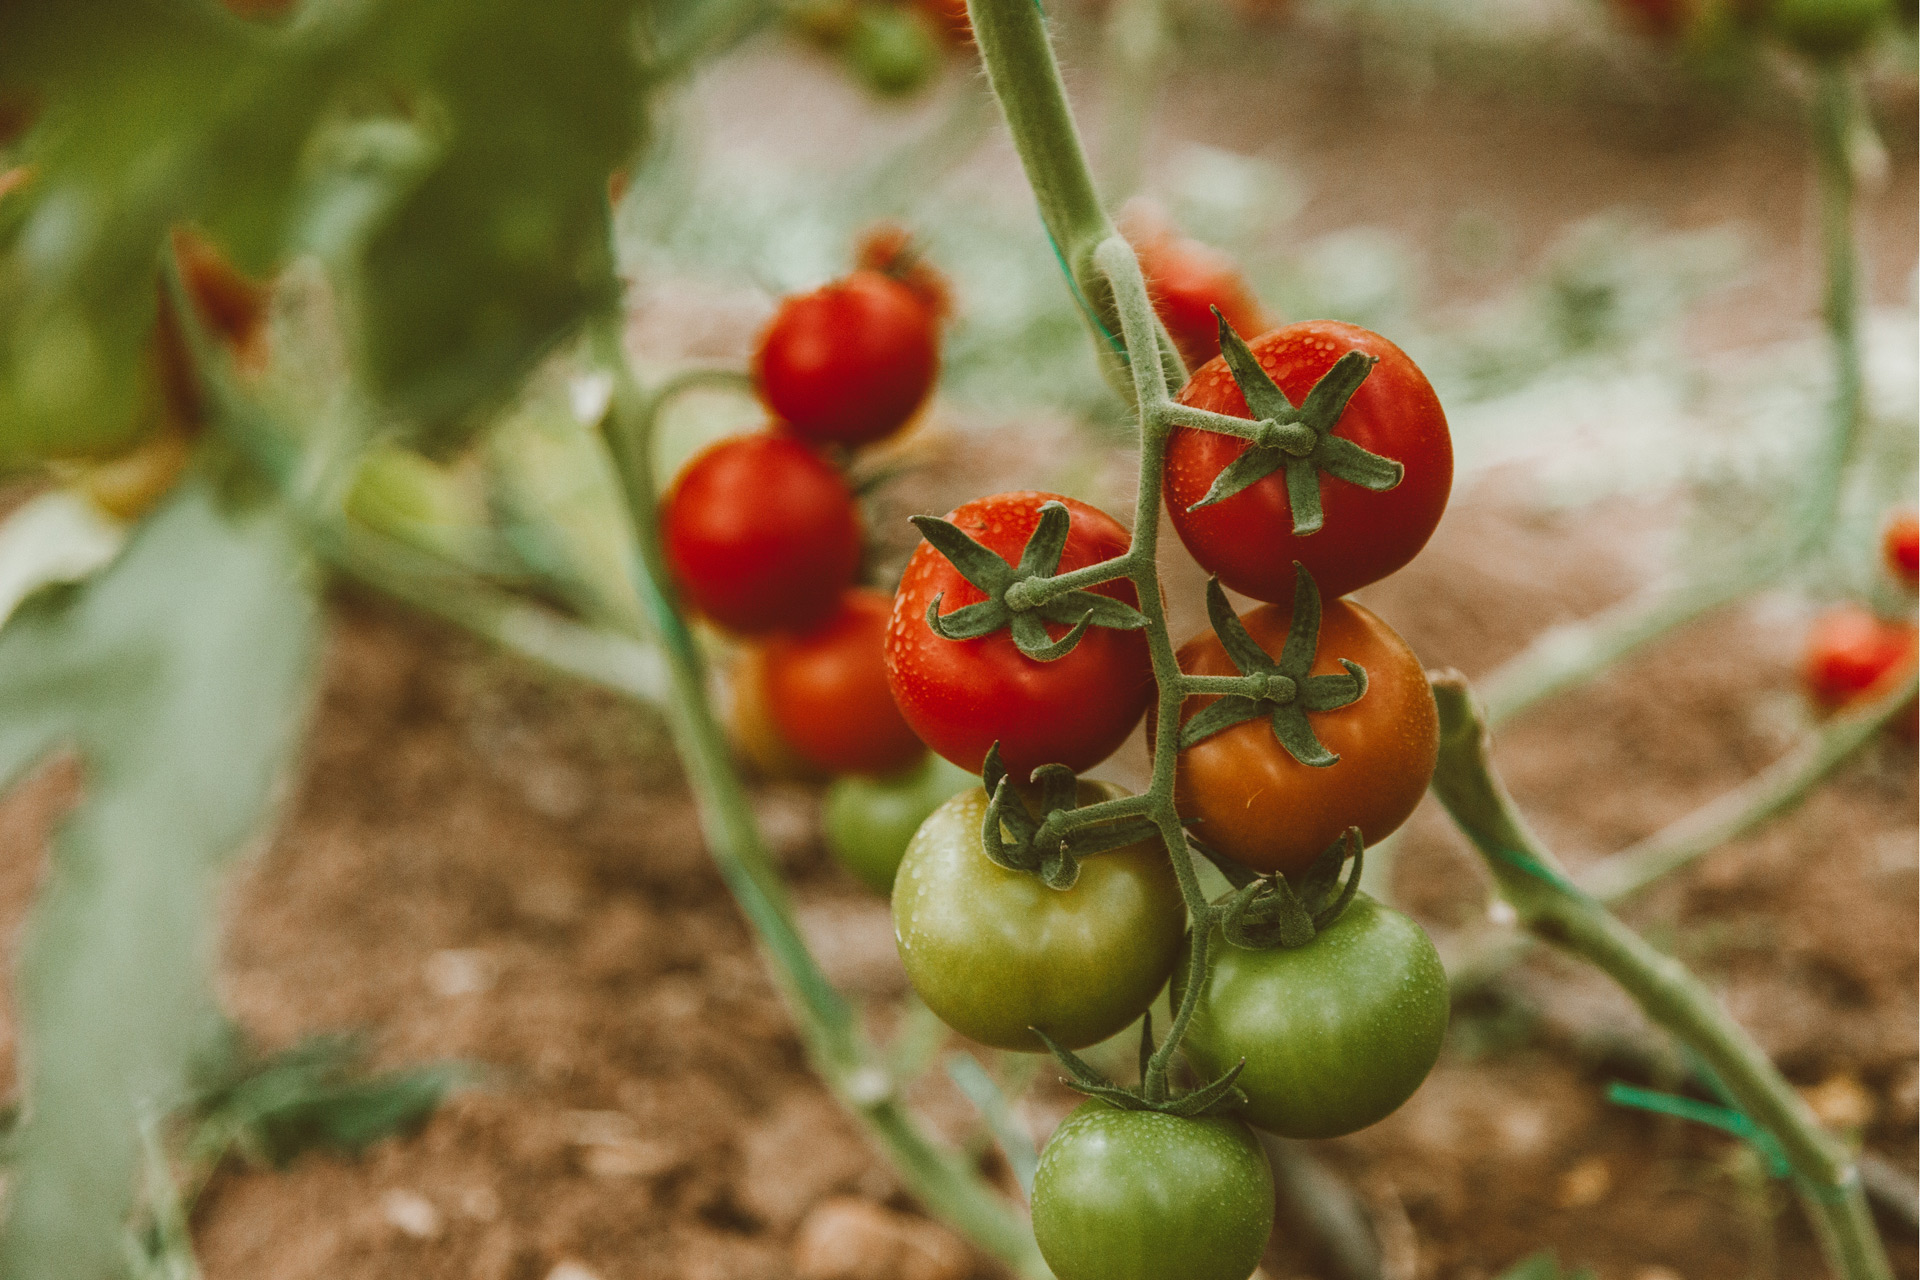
[1801,605,1918,738]
[1767,0,1891,53]
[891,783,1185,1051]
[1165,321,1451,603]
[823,754,976,893]
[886,492,1154,777]
[755,271,939,448]
[1127,221,1271,373]
[1172,894,1448,1140]
[1031,1099,1274,1280]
[763,589,928,777]
[728,650,829,783]
[1166,596,1436,876]
[661,433,863,636]
[1884,512,1919,589]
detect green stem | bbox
[1097,0,1171,201]
[1478,63,1868,727]
[1580,666,1917,903]
[594,337,1048,1278]
[1428,672,1892,1280]
[967,0,1184,399]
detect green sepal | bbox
[1179,570,1360,767]
[1156,1061,1249,1118]
[1218,830,1365,950]
[912,503,1141,662]
[1184,314,1402,534]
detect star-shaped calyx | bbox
[1179,565,1368,766]
[912,500,1146,662]
[1190,312,1405,534]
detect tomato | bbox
[1172,893,1448,1139]
[845,5,941,96]
[1164,320,1451,603]
[1167,595,1436,876]
[856,222,951,323]
[1767,0,1891,53]
[763,588,928,777]
[755,270,939,448]
[728,650,829,783]
[1801,605,1918,737]
[1031,1099,1274,1280]
[1123,207,1271,373]
[661,432,863,635]
[915,0,973,44]
[1612,0,1692,35]
[886,491,1153,777]
[891,782,1184,1051]
[1884,511,1918,589]
[823,753,976,892]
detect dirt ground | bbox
[0,14,1916,1280]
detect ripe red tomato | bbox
[762,589,928,777]
[662,432,862,636]
[1884,511,1918,589]
[1801,605,1918,737]
[1125,210,1270,372]
[886,492,1153,776]
[1164,320,1451,603]
[856,223,951,323]
[1168,595,1438,875]
[754,270,939,448]
[915,0,973,44]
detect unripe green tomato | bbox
[824,754,976,894]
[1767,0,1890,55]
[1172,894,1448,1140]
[844,4,940,97]
[1031,1099,1275,1280]
[891,782,1185,1051]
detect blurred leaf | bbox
[0,0,652,463]
[0,483,319,1280]
[186,1033,473,1170]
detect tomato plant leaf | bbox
[1213,312,1295,422]
[1187,442,1285,511]
[1269,703,1339,768]
[1011,609,1093,662]
[1282,457,1325,535]
[1275,565,1323,674]
[1296,350,1376,427]
[1178,694,1265,750]
[0,484,318,1280]
[924,596,1007,642]
[1202,577,1276,677]
[1036,590,1146,632]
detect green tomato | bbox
[1767,0,1890,54]
[1173,893,1447,1140]
[823,754,975,893]
[1031,1099,1275,1280]
[844,4,940,97]
[891,783,1185,1051]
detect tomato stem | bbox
[1428,672,1894,1280]
[1478,63,1870,727]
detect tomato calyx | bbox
[912,500,1146,661]
[1179,568,1369,766]
[1200,828,1366,949]
[1186,312,1405,535]
[979,746,1159,889]
[1033,1014,1250,1118]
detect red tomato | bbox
[763,589,928,777]
[662,433,863,636]
[886,492,1153,777]
[856,223,952,323]
[755,270,939,448]
[1884,511,1918,589]
[1802,605,1918,737]
[1166,596,1437,876]
[1165,320,1451,603]
[1613,0,1691,35]
[1124,210,1271,372]
[915,0,973,44]
[171,227,270,373]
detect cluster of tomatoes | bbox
[660,232,981,886]
[1800,511,1920,737]
[875,291,1454,1275]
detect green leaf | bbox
[0,484,319,1280]
[0,0,654,463]
[909,515,1016,595]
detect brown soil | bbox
[0,18,1915,1280]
